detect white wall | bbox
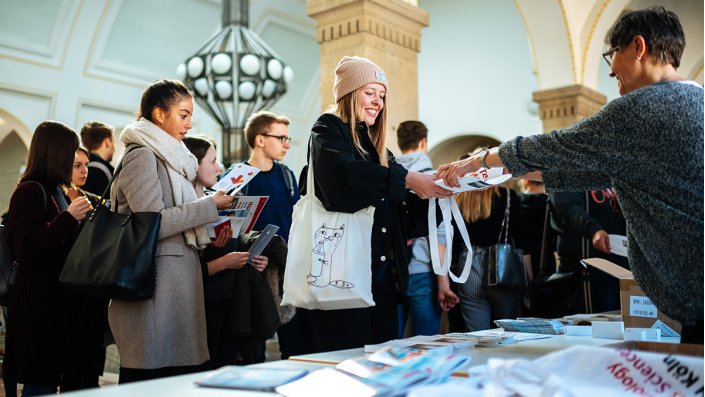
[418,0,543,149]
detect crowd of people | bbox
[0,5,701,395]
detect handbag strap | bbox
[497,188,511,244]
[538,199,551,276]
[95,146,141,211]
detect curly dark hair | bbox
[605,6,685,68]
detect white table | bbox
[62,333,680,395]
[289,334,679,372]
[62,360,328,397]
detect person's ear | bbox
[102,137,113,149]
[153,107,166,125]
[633,35,647,61]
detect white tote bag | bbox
[281,156,376,310]
[428,197,472,283]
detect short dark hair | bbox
[244,111,290,149]
[137,79,192,122]
[22,121,79,186]
[605,6,685,68]
[396,120,428,152]
[183,135,215,164]
[80,121,114,151]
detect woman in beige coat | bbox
[109,79,234,383]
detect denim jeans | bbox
[398,272,441,337]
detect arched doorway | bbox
[0,109,32,214]
[428,134,501,168]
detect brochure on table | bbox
[194,366,308,391]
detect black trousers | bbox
[680,321,704,344]
[309,281,398,352]
[119,363,206,384]
[277,308,322,359]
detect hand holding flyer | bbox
[434,167,511,193]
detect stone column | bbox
[532,85,607,132]
[306,0,429,152]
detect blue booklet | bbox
[195,366,308,391]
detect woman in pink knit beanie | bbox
[292,55,451,352]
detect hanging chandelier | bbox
[176,0,293,166]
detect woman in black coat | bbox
[5,121,92,396]
[304,56,451,351]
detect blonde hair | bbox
[455,146,497,222]
[456,187,499,223]
[333,88,389,167]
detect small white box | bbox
[625,327,661,341]
[565,325,592,336]
[623,328,647,341]
[592,321,625,339]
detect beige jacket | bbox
[108,147,218,369]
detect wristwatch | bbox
[478,149,490,169]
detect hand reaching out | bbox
[405,171,453,199]
[592,230,611,254]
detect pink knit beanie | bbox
[333,56,388,103]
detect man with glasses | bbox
[242,110,321,359]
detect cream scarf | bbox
[120,118,211,250]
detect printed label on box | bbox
[651,319,679,337]
[629,295,657,318]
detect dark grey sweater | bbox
[499,81,704,326]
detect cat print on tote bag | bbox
[307,223,354,289]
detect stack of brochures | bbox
[194,366,308,391]
[276,345,470,397]
[207,195,268,238]
[364,334,476,353]
[494,318,565,335]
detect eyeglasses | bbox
[262,134,292,144]
[602,47,619,67]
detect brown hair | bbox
[137,79,192,122]
[22,121,79,187]
[76,146,90,159]
[335,89,389,167]
[80,121,114,151]
[397,120,428,152]
[183,135,216,164]
[244,111,290,149]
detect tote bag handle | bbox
[428,197,472,283]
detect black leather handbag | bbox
[483,190,528,291]
[60,148,161,301]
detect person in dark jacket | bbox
[79,121,115,196]
[5,121,92,396]
[304,56,452,351]
[550,190,628,314]
[182,135,272,367]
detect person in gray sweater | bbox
[436,6,703,343]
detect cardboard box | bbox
[580,258,682,335]
[609,341,703,357]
